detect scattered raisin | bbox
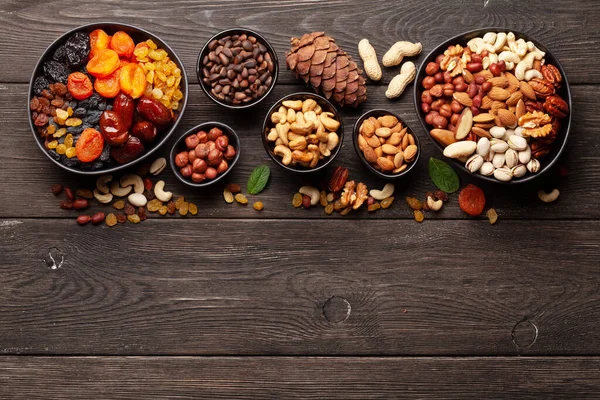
[292,193,302,208]
[105,213,118,227]
[75,188,93,199]
[175,196,185,210]
[127,214,141,224]
[340,206,352,216]
[324,204,334,215]
[434,190,449,202]
[319,190,327,207]
[253,201,264,211]
[487,208,498,225]
[381,197,394,209]
[189,203,198,215]
[179,202,189,216]
[167,201,176,214]
[124,203,136,215]
[143,189,156,201]
[226,183,241,193]
[368,203,381,212]
[51,184,63,195]
[113,200,125,210]
[34,113,49,127]
[414,210,424,223]
[405,196,422,210]
[159,205,168,215]
[137,207,147,221]
[147,199,162,212]
[234,194,248,205]
[116,213,127,223]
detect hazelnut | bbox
[450,100,464,114]
[430,84,443,98]
[180,165,193,177]
[431,99,445,111]
[432,115,448,129]
[207,127,223,141]
[191,172,205,183]
[425,62,439,76]
[216,160,228,174]
[224,145,236,160]
[204,167,217,180]
[421,102,431,113]
[435,54,444,64]
[185,134,200,150]
[442,83,454,97]
[174,151,189,168]
[196,130,208,143]
[422,76,435,90]
[193,158,208,173]
[215,135,229,151]
[421,90,433,104]
[195,143,208,159]
[443,71,453,83]
[188,149,197,163]
[434,72,444,83]
[207,148,223,166]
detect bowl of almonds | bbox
[353,109,420,179]
[414,28,571,183]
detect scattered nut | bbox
[154,180,173,202]
[369,183,395,201]
[299,186,320,206]
[150,157,167,175]
[93,189,113,204]
[538,188,559,203]
[96,175,112,194]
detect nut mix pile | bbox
[174,127,237,183]
[266,97,341,169]
[357,114,418,174]
[30,29,182,170]
[200,33,276,105]
[420,31,569,181]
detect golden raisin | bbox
[405,196,422,210]
[47,125,56,134]
[105,213,118,227]
[319,190,328,207]
[158,205,168,215]
[381,197,395,209]
[175,196,185,210]
[368,203,381,212]
[324,204,334,215]
[340,206,352,216]
[414,210,424,223]
[146,199,162,212]
[64,134,74,148]
[292,193,303,208]
[253,201,264,211]
[113,200,125,210]
[487,208,498,225]
[235,194,248,205]
[127,214,141,224]
[179,202,189,216]
[47,140,58,149]
[65,147,77,158]
[65,118,82,127]
[56,144,67,155]
[189,203,198,215]
[53,128,67,138]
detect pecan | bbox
[328,166,349,193]
[541,64,562,88]
[528,78,555,98]
[539,119,561,145]
[544,95,569,119]
[525,100,544,113]
[530,141,552,158]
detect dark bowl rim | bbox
[196,27,279,110]
[169,121,241,188]
[413,27,572,184]
[28,21,190,176]
[352,109,421,179]
[261,91,344,174]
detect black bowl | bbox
[353,109,420,179]
[28,22,189,175]
[196,28,278,109]
[413,28,572,184]
[170,122,240,188]
[262,92,343,174]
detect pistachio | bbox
[443,141,476,159]
[484,149,495,162]
[489,126,506,139]
[527,158,541,173]
[494,167,513,182]
[514,126,525,137]
[465,154,484,173]
[490,139,509,153]
[511,164,527,178]
[505,149,519,169]
[518,146,531,164]
[479,161,495,176]
[508,135,528,151]
[502,129,514,142]
[150,157,167,175]
[476,137,490,157]
[492,152,506,168]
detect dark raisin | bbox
[91,161,104,170]
[33,76,50,96]
[41,89,54,100]
[97,101,107,111]
[83,110,102,125]
[34,113,49,126]
[51,184,63,195]
[53,83,67,96]
[29,97,40,110]
[143,189,156,201]
[65,32,90,68]
[137,207,147,221]
[116,213,127,223]
[100,143,111,161]
[124,203,136,215]
[52,45,68,63]
[48,150,60,161]
[79,93,101,110]
[66,125,84,135]
[73,107,87,118]
[43,61,69,84]
[63,157,81,168]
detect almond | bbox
[376,156,394,172]
[519,81,536,100]
[472,113,495,123]
[497,109,517,128]
[516,99,526,120]
[366,134,381,148]
[430,129,457,147]
[505,72,520,93]
[471,126,492,139]
[491,101,507,113]
[474,122,496,129]
[481,96,493,110]
[455,108,473,140]
[378,115,399,128]
[488,87,511,101]
[363,146,377,163]
[453,92,473,107]
[403,145,418,163]
[488,76,508,88]
[462,69,474,83]
[476,70,493,80]
[506,91,523,106]
[381,144,399,155]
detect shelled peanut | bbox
[357,114,417,174]
[266,98,340,168]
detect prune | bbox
[33,76,50,96]
[136,97,172,128]
[112,93,135,129]
[110,136,144,164]
[44,61,69,84]
[131,121,157,143]
[100,110,129,146]
[53,45,68,64]
[65,32,90,68]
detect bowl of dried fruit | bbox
[262,92,343,173]
[170,122,240,188]
[197,28,278,109]
[353,109,420,179]
[414,29,571,183]
[28,22,189,175]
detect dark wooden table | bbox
[1,0,599,398]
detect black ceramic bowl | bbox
[353,109,420,179]
[262,92,343,174]
[196,28,278,109]
[414,28,572,184]
[170,122,240,188]
[28,22,189,175]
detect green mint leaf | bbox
[247,165,271,195]
[428,157,459,193]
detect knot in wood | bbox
[322,296,351,323]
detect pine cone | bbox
[286,32,367,107]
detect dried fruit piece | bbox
[116,213,127,224]
[235,193,248,204]
[105,213,118,227]
[292,193,303,208]
[147,199,162,212]
[487,208,498,225]
[86,48,120,78]
[76,188,93,199]
[51,184,63,195]
[226,184,241,193]
[124,202,136,215]
[119,63,147,99]
[414,209,424,222]
[253,201,264,211]
[76,128,104,162]
[175,196,185,210]
[158,205,168,215]
[94,70,121,98]
[324,203,334,215]
[405,196,422,210]
[127,214,141,223]
[381,197,394,209]
[113,200,125,210]
[319,190,328,207]
[179,202,189,216]
[223,189,234,204]
[189,203,198,215]
[340,207,352,216]
[458,184,486,216]
[89,29,110,59]
[368,203,381,212]
[167,201,176,214]
[110,31,135,58]
[137,207,147,221]
[67,72,93,100]
[328,166,349,192]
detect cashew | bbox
[267,128,278,141]
[289,136,307,151]
[483,32,497,44]
[295,111,305,125]
[385,61,416,99]
[524,69,543,81]
[326,132,339,151]
[286,108,296,123]
[292,150,314,164]
[110,181,132,197]
[271,112,287,124]
[120,174,144,194]
[313,104,322,115]
[154,180,172,202]
[307,144,320,168]
[289,122,313,135]
[382,41,422,67]
[498,51,520,64]
[515,50,544,80]
[299,186,320,205]
[492,32,507,52]
[369,183,395,201]
[515,39,528,57]
[427,196,443,211]
[505,61,515,71]
[96,174,112,194]
[538,188,560,203]
[488,52,498,64]
[482,56,490,70]
[276,123,290,145]
[150,157,166,175]
[273,145,292,165]
[275,138,283,146]
[319,112,340,132]
[93,189,113,204]
[318,142,330,157]
[282,99,303,110]
[303,111,318,124]
[358,39,382,81]
[278,106,287,114]
[506,32,517,53]
[301,99,317,113]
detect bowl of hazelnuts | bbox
[170,122,240,187]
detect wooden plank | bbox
[4,83,599,219]
[1,218,598,355]
[0,356,599,399]
[0,0,598,84]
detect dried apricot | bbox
[189,203,198,215]
[458,184,486,216]
[105,213,117,227]
[119,63,147,99]
[86,48,120,78]
[89,29,110,59]
[110,31,135,58]
[75,128,104,162]
[67,72,93,100]
[94,69,121,98]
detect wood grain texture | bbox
[0,0,598,84]
[1,356,599,399]
[1,218,598,355]
[4,84,598,219]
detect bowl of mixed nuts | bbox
[28,22,189,175]
[262,92,343,173]
[170,122,240,188]
[414,28,571,183]
[197,28,278,109]
[353,109,420,179]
